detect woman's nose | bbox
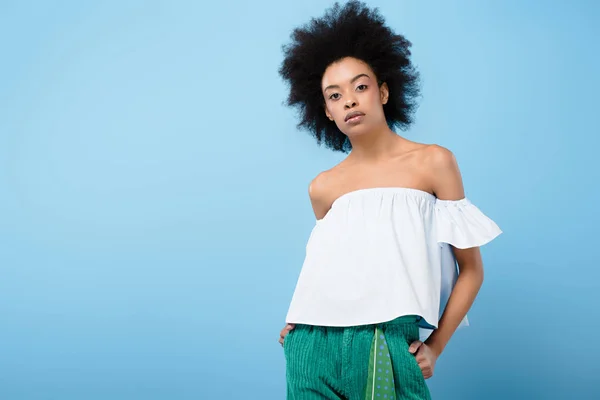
[344,98,357,108]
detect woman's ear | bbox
[380,82,389,105]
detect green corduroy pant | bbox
[284,315,432,400]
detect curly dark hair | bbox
[278,0,421,153]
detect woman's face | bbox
[321,57,389,138]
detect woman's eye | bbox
[357,84,367,91]
[329,93,340,100]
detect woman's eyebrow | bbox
[323,73,371,92]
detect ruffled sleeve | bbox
[417,197,502,341]
[434,198,502,248]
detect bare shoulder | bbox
[421,144,458,170]
[308,171,329,201]
[307,169,336,220]
[420,144,465,199]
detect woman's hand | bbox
[279,323,295,346]
[408,340,439,379]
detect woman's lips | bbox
[346,114,364,124]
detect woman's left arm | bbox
[426,145,485,356]
[408,145,485,378]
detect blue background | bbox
[1,1,598,398]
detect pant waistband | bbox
[378,314,421,326]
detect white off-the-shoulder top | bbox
[285,187,502,340]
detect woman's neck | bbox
[346,128,408,164]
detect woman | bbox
[277,2,502,399]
